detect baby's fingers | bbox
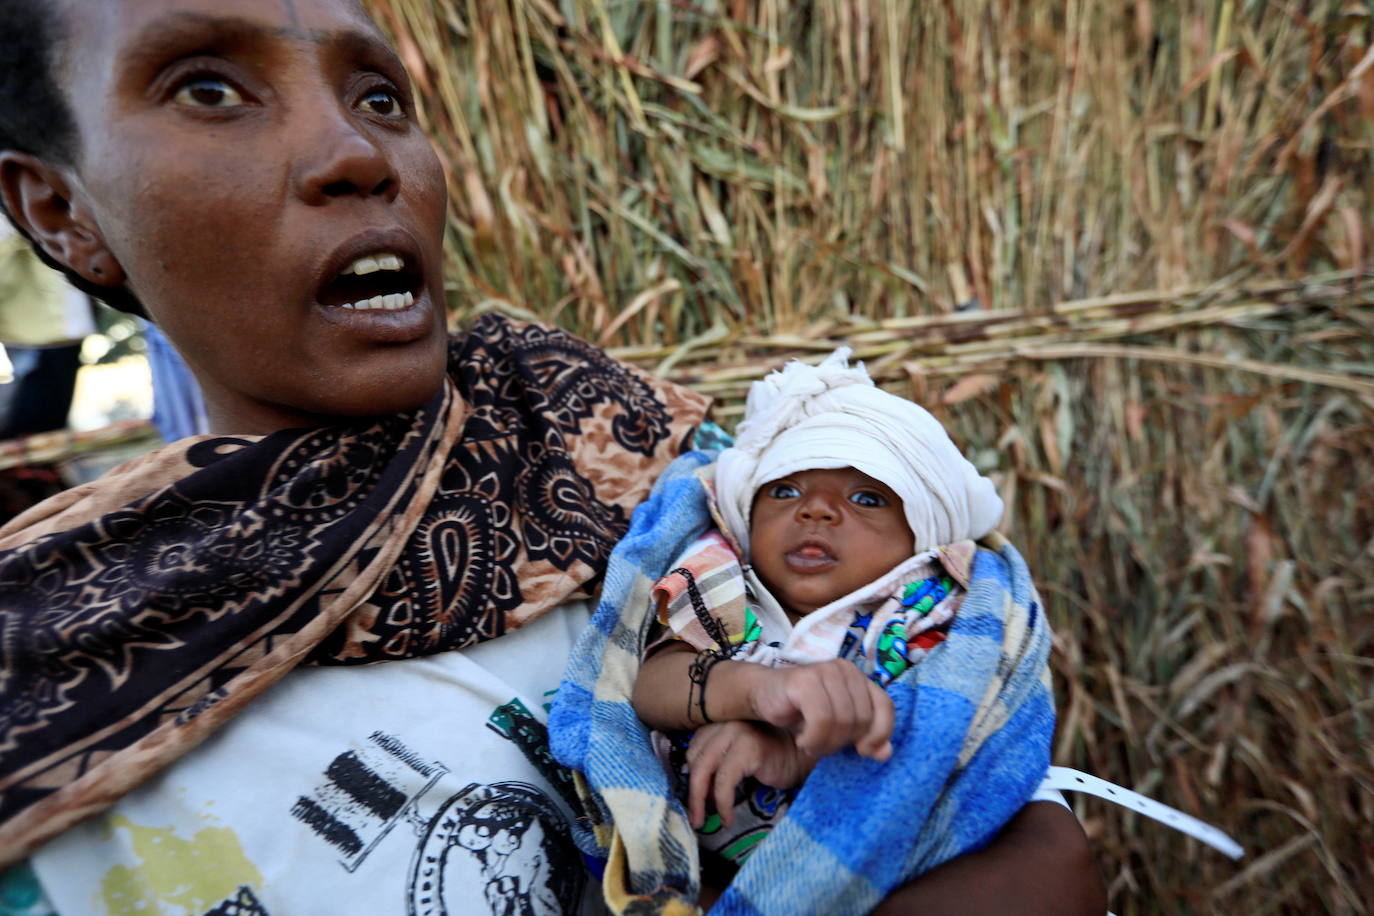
[712,754,750,828]
[789,671,839,756]
[687,728,732,828]
[855,680,896,761]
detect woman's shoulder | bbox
[0,436,225,548]
[449,312,708,413]
[445,312,709,460]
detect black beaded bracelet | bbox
[686,648,727,724]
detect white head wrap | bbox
[714,348,1004,558]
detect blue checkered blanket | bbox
[549,452,1055,914]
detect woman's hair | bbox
[0,0,149,317]
[0,0,75,164]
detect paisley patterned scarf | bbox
[0,313,708,865]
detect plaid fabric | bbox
[550,456,1056,914]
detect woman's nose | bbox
[291,107,399,206]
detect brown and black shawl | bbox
[0,313,708,863]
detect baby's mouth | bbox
[316,251,423,311]
[784,541,837,572]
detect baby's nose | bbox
[797,498,838,522]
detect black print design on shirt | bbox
[292,710,583,913]
[291,731,449,872]
[407,781,583,916]
[202,885,271,916]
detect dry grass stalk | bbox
[0,421,157,474]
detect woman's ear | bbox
[0,150,125,287]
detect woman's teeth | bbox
[342,253,405,275]
[340,290,415,311]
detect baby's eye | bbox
[173,77,244,109]
[850,490,887,507]
[358,88,404,118]
[768,483,800,499]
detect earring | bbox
[85,249,123,286]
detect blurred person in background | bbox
[0,220,93,440]
[141,319,206,442]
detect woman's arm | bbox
[871,801,1107,916]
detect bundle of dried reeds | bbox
[364,2,1373,912]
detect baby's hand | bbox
[685,720,814,828]
[747,659,895,761]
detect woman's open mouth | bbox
[316,251,424,311]
[311,229,439,343]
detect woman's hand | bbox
[870,800,1108,916]
[746,659,895,760]
[684,721,815,828]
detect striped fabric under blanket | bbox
[549,452,1056,915]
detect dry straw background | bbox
[363,1,1372,912]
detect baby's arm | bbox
[632,642,895,760]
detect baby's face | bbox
[749,467,916,617]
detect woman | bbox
[0,0,1105,912]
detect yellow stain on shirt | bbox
[98,815,262,915]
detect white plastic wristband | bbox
[1041,766,1244,860]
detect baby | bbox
[632,348,1007,869]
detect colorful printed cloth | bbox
[0,314,708,866]
[549,462,1056,915]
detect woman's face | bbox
[54,0,449,433]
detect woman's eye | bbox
[850,490,887,507]
[358,89,403,117]
[173,77,244,108]
[769,483,800,499]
